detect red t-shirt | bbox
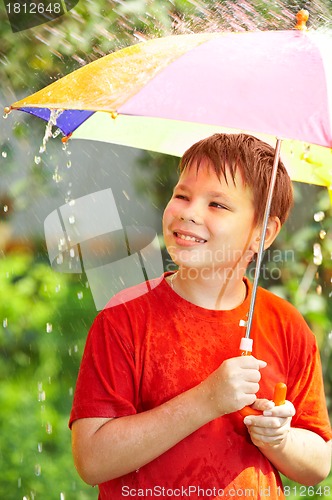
[70,274,332,499]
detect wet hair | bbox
[179,133,294,226]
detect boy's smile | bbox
[173,229,207,245]
[163,158,260,277]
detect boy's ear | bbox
[251,216,281,253]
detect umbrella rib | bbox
[245,138,283,340]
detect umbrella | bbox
[5,11,332,349]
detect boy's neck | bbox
[169,267,247,311]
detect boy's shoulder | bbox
[254,281,311,329]
[102,274,167,311]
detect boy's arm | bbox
[244,401,332,485]
[72,356,266,485]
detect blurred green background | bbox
[1,1,332,498]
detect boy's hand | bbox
[202,356,267,417]
[244,400,296,449]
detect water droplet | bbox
[52,128,61,138]
[58,237,66,251]
[38,442,43,453]
[68,215,75,224]
[3,205,8,212]
[314,211,325,222]
[74,344,78,353]
[46,422,53,434]
[316,285,322,295]
[55,284,61,293]
[319,230,326,240]
[3,318,8,328]
[3,113,8,119]
[53,167,62,183]
[57,254,64,265]
[34,156,41,165]
[60,493,65,500]
[1,151,7,158]
[39,109,63,155]
[46,322,53,333]
[18,477,22,488]
[66,160,72,168]
[69,387,73,396]
[35,464,41,476]
[69,248,75,258]
[38,390,46,402]
[69,199,75,206]
[77,291,83,300]
[313,243,323,265]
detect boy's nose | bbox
[180,216,196,223]
[178,204,203,225]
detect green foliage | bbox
[0,252,97,498]
[281,475,332,499]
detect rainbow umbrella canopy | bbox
[6,13,332,202]
[5,11,332,341]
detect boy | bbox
[70,134,331,499]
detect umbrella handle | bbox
[238,336,287,417]
[239,382,287,418]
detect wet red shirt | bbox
[70,274,332,499]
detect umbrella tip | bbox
[3,106,11,116]
[61,133,72,144]
[294,9,309,30]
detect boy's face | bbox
[162,158,260,276]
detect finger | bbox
[247,423,289,437]
[244,415,291,429]
[242,369,263,383]
[250,357,267,370]
[249,432,287,447]
[263,401,295,418]
[251,399,275,412]
[242,382,260,395]
[237,356,267,370]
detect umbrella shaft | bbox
[245,138,283,339]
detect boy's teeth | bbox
[177,233,205,243]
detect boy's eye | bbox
[210,202,228,210]
[174,194,187,200]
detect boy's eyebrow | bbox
[207,191,230,199]
[175,184,234,202]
